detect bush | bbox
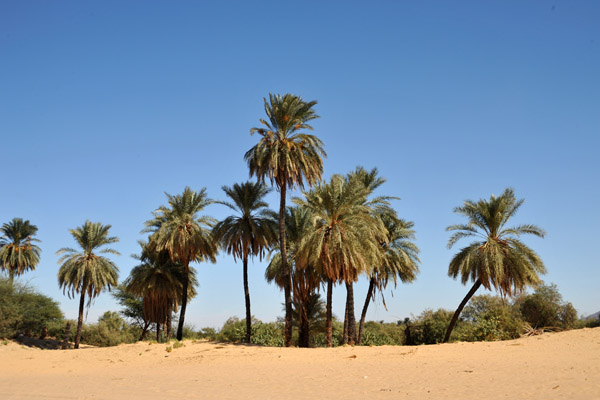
[359,321,405,346]
[80,311,137,347]
[0,278,64,338]
[517,283,577,329]
[407,309,454,344]
[215,316,285,346]
[458,295,524,341]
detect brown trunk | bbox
[342,294,349,344]
[166,311,172,341]
[345,282,357,345]
[443,280,482,343]
[139,321,150,341]
[61,322,72,349]
[74,289,86,349]
[279,184,293,347]
[176,261,190,341]
[243,254,252,343]
[326,280,333,347]
[156,322,161,343]
[357,277,375,345]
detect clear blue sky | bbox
[1,1,598,328]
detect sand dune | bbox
[1,327,599,399]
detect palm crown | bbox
[447,187,546,296]
[0,218,41,283]
[245,93,326,190]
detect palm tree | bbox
[357,215,420,344]
[144,187,218,341]
[443,188,546,343]
[0,218,41,287]
[212,181,277,343]
[125,242,197,342]
[56,221,120,349]
[266,205,322,347]
[295,174,386,345]
[245,93,326,347]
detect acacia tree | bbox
[443,188,546,342]
[0,218,41,287]
[57,221,120,349]
[144,187,217,341]
[357,215,420,344]
[245,93,325,347]
[213,181,277,343]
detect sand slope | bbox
[1,327,599,399]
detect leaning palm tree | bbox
[212,181,277,343]
[357,215,420,344]
[0,218,41,287]
[125,241,197,342]
[295,174,386,346]
[245,93,326,347]
[443,188,546,342]
[56,221,120,349]
[145,187,218,340]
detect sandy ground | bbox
[1,327,599,400]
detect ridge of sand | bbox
[1,327,599,399]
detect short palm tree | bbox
[443,188,546,342]
[295,174,386,345]
[245,93,326,347]
[56,221,120,348]
[125,241,197,342]
[0,218,41,287]
[357,215,420,344]
[145,187,218,340]
[212,181,277,343]
[266,205,322,347]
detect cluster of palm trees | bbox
[1,93,548,349]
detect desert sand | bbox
[1,327,599,399]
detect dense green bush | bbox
[215,317,285,346]
[458,295,524,341]
[80,311,137,347]
[359,321,405,346]
[407,309,454,344]
[0,278,64,338]
[517,283,578,329]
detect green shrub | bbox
[0,278,64,338]
[359,321,405,346]
[80,311,137,347]
[408,309,454,344]
[197,327,217,340]
[517,283,577,329]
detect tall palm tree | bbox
[357,215,420,344]
[125,241,197,342]
[213,181,277,343]
[0,218,41,287]
[144,187,218,340]
[56,221,120,348]
[443,188,546,342]
[245,93,326,347]
[295,174,386,346]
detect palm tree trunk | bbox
[176,262,190,341]
[342,295,349,344]
[74,289,86,349]
[357,277,375,345]
[8,271,14,289]
[326,279,333,347]
[443,280,482,343]
[139,321,150,341]
[243,254,252,343]
[166,311,172,341]
[346,282,357,345]
[278,184,293,347]
[156,322,161,343]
